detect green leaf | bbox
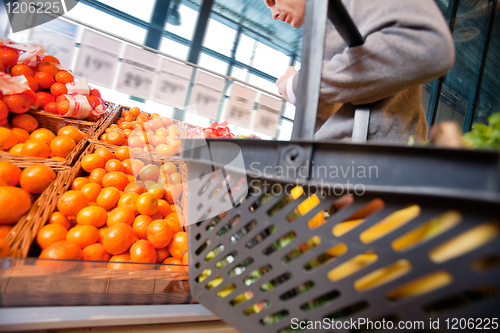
[488,112,500,127]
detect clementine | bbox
[20,164,56,194]
[37,224,68,249]
[57,190,89,216]
[147,219,172,248]
[102,223,135,255]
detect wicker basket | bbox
[1,160,71,258]
[0,142,192,307]
[89,105,186,161]
[0,102,117,166]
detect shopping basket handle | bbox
[292,0,368,142]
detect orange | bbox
[11,127,30,143]
[57,126,84,143]
[82,243,110,261]
[88,168,107,186]
[94,147,115,162]
[37,224,68,249]
[57,190,89,216]
[167,231,188,259]
[119,122,132,130]
[127,175,135,183]
[157,199,172,217]
[82,154,105,173]
[80,182,102,202]
[0,238,9,257]
[76,206,107,228]
[42,55,60,64]
[156,144,176,156]
[166,211,184,227]
[9,143,24,155]
[96,187,120,210]
[0,225,13,239]
[30,128,56,145]
[147,185,165,200]
[39,240,82,260]
[108,252,132,270]
[11,114,38,133]
[136,193,158,216]
[165,218,182,235]
[129,107,141,117]
[0,127,18,150]
[100,133,107,142]
[49,212,70,229]
[182,252,188,266]
[55,70,74,84]
[122,159,144,176]
[160,257,183,272]
[160,117,173,127]
[106,131,125,145]
[124,181,147,195]
[105,159,124,172]
[3,94,31,113]
[39,62,59,77]
[11,64,34,77]
[107,206,135,227]
[155,128,169,137]
[0,179,7,187]
[0,161,22,186]
[21,139,50,158]
[97,226,108,244]
[101,171,129,191]
[0,186,32,224]
[115,146,135,161]
[162,162,177,175]
[151,135,166,147]
[150,212,163,221]
[139,165,160,182]
[118,192,139,214]
[20,165,56,194]
[147,220,172,248]
[130,239,157,264]
[170,173,182,185]
[50,136,76,157]
[66,224,99,248]
[165,184,182,204]
[102,223,135,255]
[156,247,170,263]
[132,215,153,239]
[71,177,90,191]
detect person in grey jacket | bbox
[265,0,455,142]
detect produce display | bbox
[186,121,238,139]
[0,40,106,122]
[36,145,188,270]
[99,107,182,157]
[463,112,500,150]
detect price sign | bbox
[74,30,121,88]
[29,19,78,68]
[153,58,192,109]
[190,70,225,119]
[252,94,282,136]
[224,83,257,129]
[116,45,160,100]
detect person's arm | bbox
[293,0,455,105]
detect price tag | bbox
[189,70,225,119]
[74,30,121,88]
[116,45,160,100]
[252,94,282,136]
[224,83,257,129]
[152,58,192,109]
[29,19,78,68]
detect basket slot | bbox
[303,243,348,272]
[386,270,453,302]
[260,309,289,326]
[195,268,212,283]
[354,259,412,292]
[327,251,379,282]
[429,221,500,264]
[216,283,237,299]
[423,284,499,315]
[215,251,238,269]
[204,244,225,263]
[300,289,341,312]
[279,280,315,302]
[243,299,270,316]
[228,257,255,277]
[282,236,321,264]
[230,220,258,246]
[206,275,224,290]
[229,291,254,306]
[471,253,500,272]
[261,272,292,293]
[332,198,384,235]
[214,215,241,238]
[243,264,273,287]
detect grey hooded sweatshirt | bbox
[292,0,455,143]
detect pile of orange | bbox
[37,146,188,270]
[0,113,85,161]
[99,107,182,157]
[0,160,58,257]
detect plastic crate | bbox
[181,1,500,332]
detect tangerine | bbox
[101,171,129,190]
[76,206,107,228]
[21,139,50,158]
[107,206,135,227]
[37,223,68,249]
[124,181,147,195]
[105,159,124,172]
[165,218,183,235]
[147,219,172,248]
[49,212,70,229]
[88,168,107,186]
[66,224,99,248]
[57,190,89,216]
[0,238,9,257]
[0,161,22,186]
[115,146,135,161]
[20,164,56,194]
[9,143,24,155]
[82,243,111,261]
[167,231,188,259]
[130,239,157,264]
[102,223,135,255]
[157,199,172,217]
[160,257,183,272]
[0,186,32,224]
[71,177,90,191]
[80,183,102,202]
[30,128,55,145]
[96,187,120,210]
[117,192,139,214]
[0,128,18,151]
[81,154,105,173]
[11,114,38,133]
[156,246,170,263]
[106,131,125,145]
[136,193,158,216]
[39,240,82,260]
[57,126,84,143]
[94,147,115,162]
[11,127,30,143]
[132,215,153,239]
[108,252,132,270]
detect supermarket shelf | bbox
[0,304,219,332]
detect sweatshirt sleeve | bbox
[297,0,455,106]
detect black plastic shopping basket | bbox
[181,1,500,332]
